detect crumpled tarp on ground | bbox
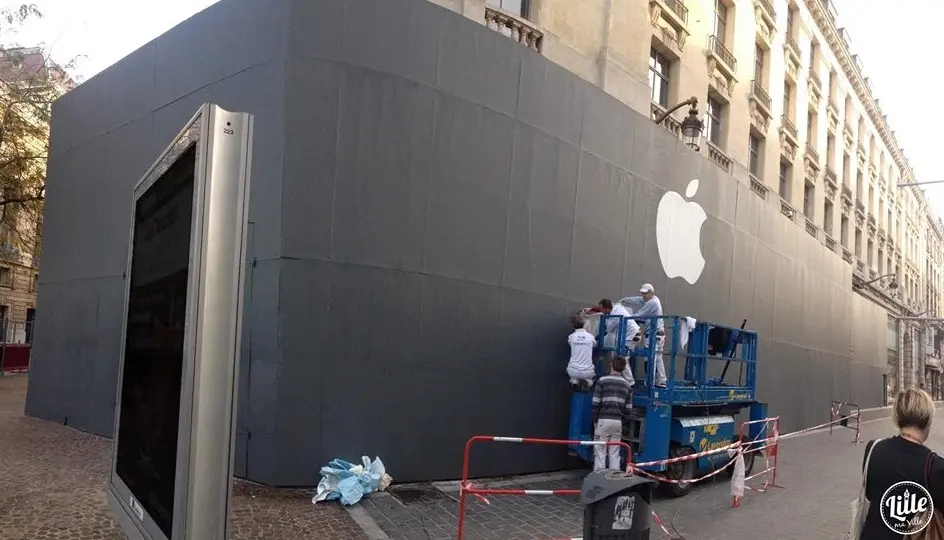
[312,456,393,506]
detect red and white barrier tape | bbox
[631,412,859,472]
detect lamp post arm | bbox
[855,272,897,288]
[898,180,944,188]
[653,96,698,125]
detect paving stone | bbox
[362,415,930,540]
[0,374,366,540]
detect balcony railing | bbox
[806,219,818,237]
[706,141,733,173]
[855,199,865,214]
[808,67,821,88]
[825,235,837,252]
[842,184,852,200]
[750,80,772,111]
[662,0,689,23]
[825,166,838,187]
[806,144,820,165]
[781,116,798,140]
[708,35,737,72]
[842,249,853,264]
[485,7,544,52]
[756,0,776,19]
[785,35,800,58]
[750,176,769,200]
[651,103,681,137]
[781,199,797,220]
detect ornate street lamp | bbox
[653,96,704,152]
[854,272,899,291]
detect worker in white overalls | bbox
[620,284,667,388]
[593,299,640,388]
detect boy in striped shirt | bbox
[591,356,633,471]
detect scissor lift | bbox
[568,314,770,497]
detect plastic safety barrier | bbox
[830,400,862,444]
[731,417,783,508]
[458,411,863,537]
[457,436,634,540]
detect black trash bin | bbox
[581,470,657,539]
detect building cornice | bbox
[804,0,917,185]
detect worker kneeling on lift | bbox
[566,313,597,391]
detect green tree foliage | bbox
[0,4,76,260]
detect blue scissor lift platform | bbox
[568,314,770,497]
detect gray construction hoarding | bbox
[27,0,888,485]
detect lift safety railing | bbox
[591,314,757,404]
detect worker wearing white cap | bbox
[620,284,667,388]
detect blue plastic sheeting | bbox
[311,456,392,506]
[569,391,594,462]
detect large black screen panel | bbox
[116,143,197,537]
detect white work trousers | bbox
[624,334,667,386]
[653,334,667,386]
[593,418,623,471]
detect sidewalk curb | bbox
[345,504,391,540]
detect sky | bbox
[4,0,941,211]
[4,0,219,78]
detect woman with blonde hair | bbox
[857,388,944,539]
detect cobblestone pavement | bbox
[0,374,366,540]
[362,413,944,540]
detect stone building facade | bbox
[437,0,944,397]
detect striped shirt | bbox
[591,375,633,421]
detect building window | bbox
[809,42,819,75]
[713,0,728,44]
[29,273,37,292]
[855,228,862,256]
[807,111,816,145]
[754,44,765,83]
[706,96,723,145]
[786,5,796,38]
[649,48,670,107]
[779,161,792,200]
[749,134,762,177]
[841,215,849,245]
[804,182,815,217]
[783,83,792,118]
[0,267,11,288]
[826,136,835,167]
[824,200,834,235]
[486,0,529,17]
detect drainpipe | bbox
[598,0,614,88]
[898,318,904,395]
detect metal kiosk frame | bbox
[106,104,253,540]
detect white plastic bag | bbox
[728,448,745,499]
[311,456,393,506]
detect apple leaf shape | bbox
[685,179,699,198]
[656,190,708,285]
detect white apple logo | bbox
[656,179,707,285]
